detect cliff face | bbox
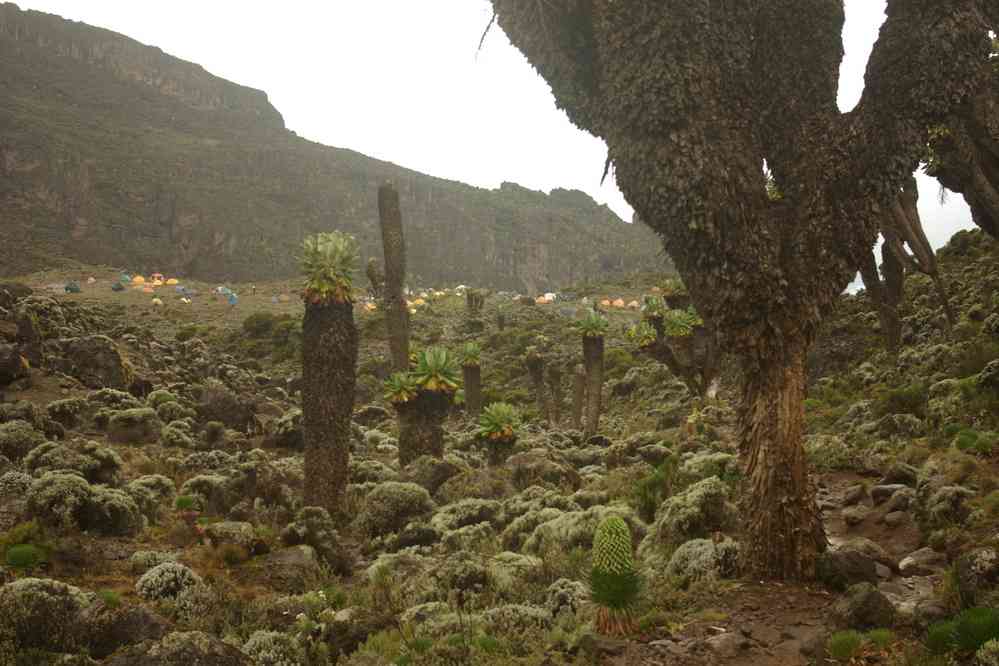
[0,3,663,291]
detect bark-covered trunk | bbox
[462,364,482,420]
[396,389,451,467]
[547,364,564,426]
[301,299,358,517]
[571,363,585,432]
[858,247,902,352]
[740,343,826,579]
[526,353,547,423]
[378,183,410,372]
[486,436,517,466]
[582,336,604,438]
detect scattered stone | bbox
[899,547,948,577]
[832,582,895,629]
[842,505,869,526]
[871,484,907,505]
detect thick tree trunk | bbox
[526,354,547,423]
[378,183,410,372]
[547,364,563,426]
[645,314,716,396]
[396,389,450,466]
[740,343,826,579]
[462,364,482,420]
[582,336,604,438]
[301,299,358,518]
[571,363,585,432]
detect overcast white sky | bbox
[14,0,975,250]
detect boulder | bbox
[832,582,895,629]
[255,546,322,593]
[57,335,133,389]
[80,601,171,659]
[899,547,948,577]
[818,549,879,591]
[0,343,29,386]
[104,631,253,666]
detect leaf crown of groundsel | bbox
[476,402,520,442]
[662,307,703,337]
[300,231,358,304]
[575,310,609,338]
[383,372,420,404]
[459,342,481,367]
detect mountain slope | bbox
[0,2,663,291]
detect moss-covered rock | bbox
[356,482,433,537]
[663,537,740,584]
[146,390,179,410]
[242,630,305,666]
[24,440,123,485]
[126,475,176,524]
[522,504,644,556]
[430,498,501,532]
[104,630,253,665]
[45,398,90,429]
[26,472,143,535]
[107,408,163,444]
[280,506,351,574]
[0,577,92,652]
[160,420,196,449]
[639,476,735,558]
[0,419,46,461]
[135,562,203,601]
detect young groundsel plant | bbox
[590,515,641,636]
[476,402,520,442]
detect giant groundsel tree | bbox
[489,0,993,579]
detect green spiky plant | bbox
[574,310,610,338]
[478,402,520,465]
[459,343,483,419]
[477,402,520,442]
[411,347,460,393]
[640,295,667,320]
[590,516,641,635]
[384,372,420,404]
[300,231,359,517]
[459,342,481,367]
[301,232,358,304]
[662,307,704,337]
[627,322,658,348]
[661,278,687,297]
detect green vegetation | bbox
[574,310,609,338]
[458,342,481,367]
[409,347,460,393]
[477,402,520,443]
[301,231,357,304]
[590,516,641,635]
[4,543,46,571]
[826,630,863,662]
[383,372,420,404]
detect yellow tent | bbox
[86,277,96,284]
[131,275,145,284]
[151,298,163,306]
[165,278,179,285]
[412,298,426,306]
[278,294,290,303]
[627,300,640,309]
[151,281,163,287]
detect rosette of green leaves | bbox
[383,372,420,404]
[477,402,520,443]
[301,232,357,304]
[574,310,609,338]
[411,347,460,393]
[662,307,703,337]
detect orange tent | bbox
[613,298,626,308]
[600,299,612,307]
[142,286,155,293]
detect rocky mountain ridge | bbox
[0,2,662,291]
